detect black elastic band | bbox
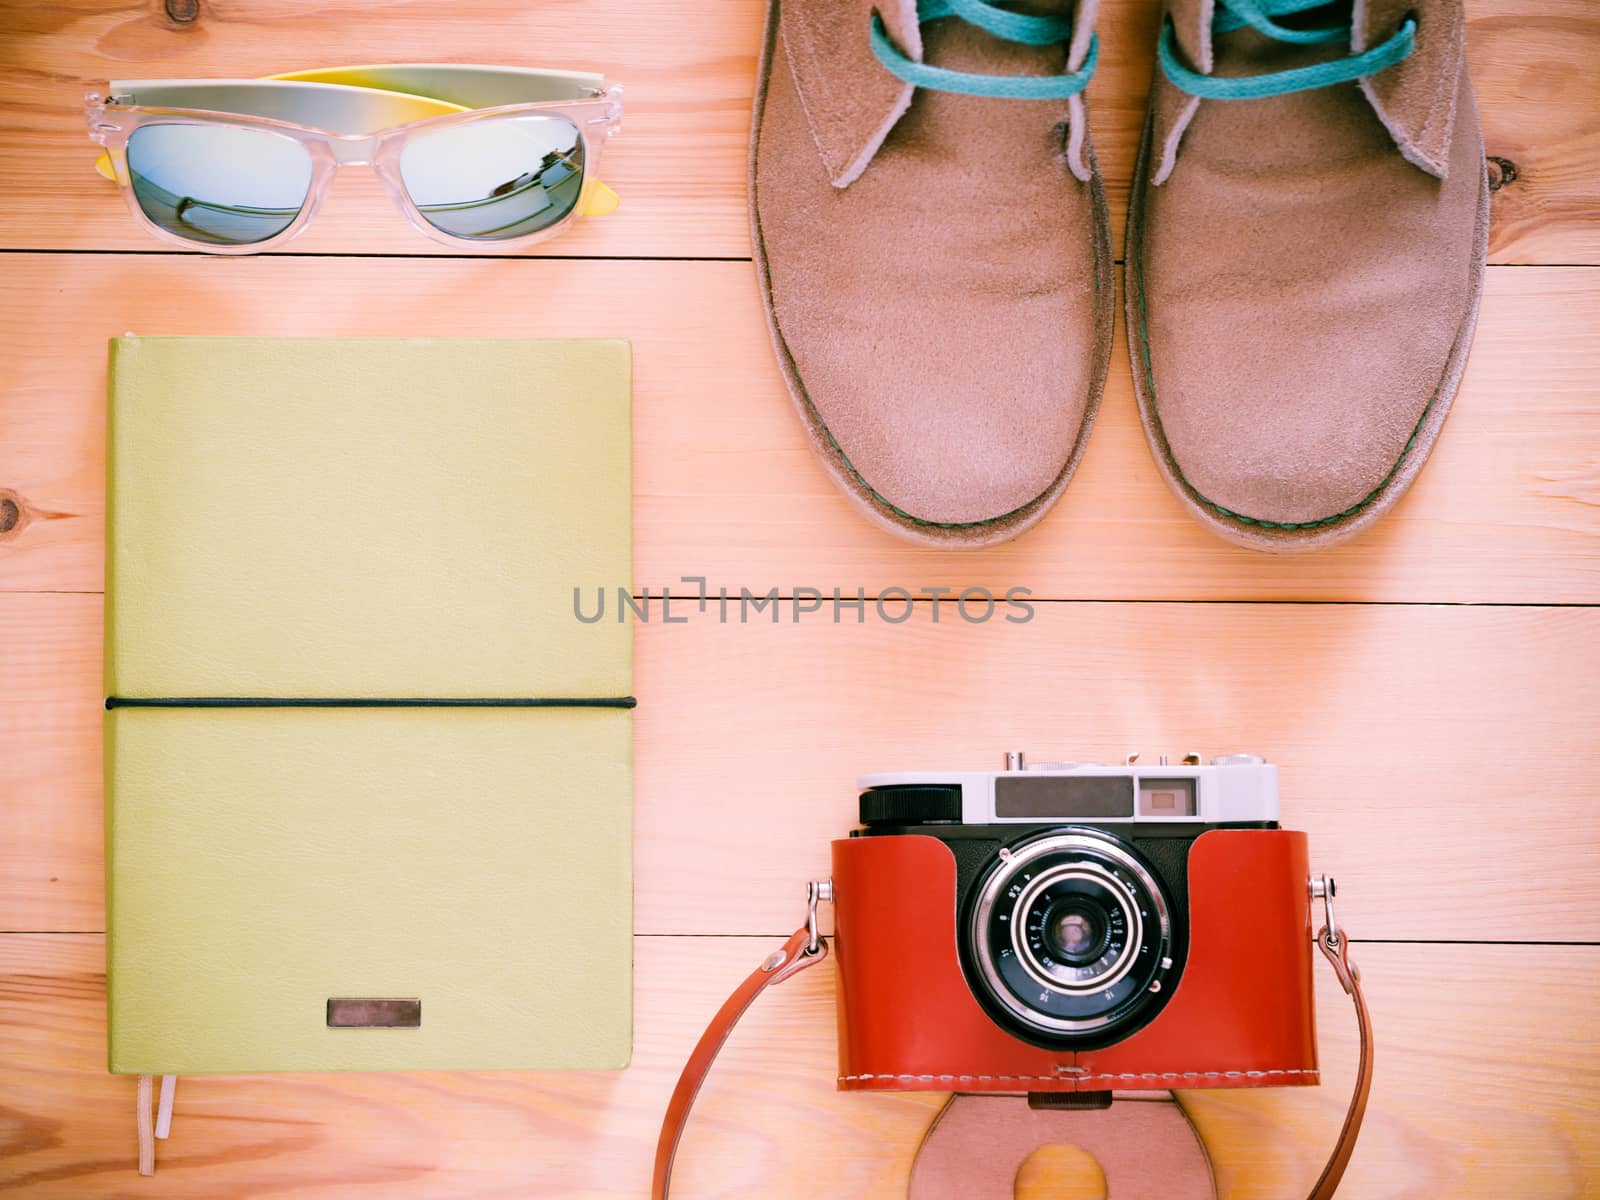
[105,696,637,711]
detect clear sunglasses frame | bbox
[85,86,623,255]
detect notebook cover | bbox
[104,336,632,1075]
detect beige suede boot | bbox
[752,0,1113,547]
[1126,0,1489,551]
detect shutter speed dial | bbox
[858,784,962,826]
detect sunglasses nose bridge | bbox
[329,134,380,166]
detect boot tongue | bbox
[1167,0,1219,76]
[779,0,923,188]
[1351,0,1464,177]
[780,0,1102,188]
[1162,0,1462,180]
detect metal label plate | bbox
[326,998,421,1028]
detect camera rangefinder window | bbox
[994,775,1133,818]
[1137,778,1197,817]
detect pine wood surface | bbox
[2,0,1597,1195]
[0,257,1596,603]
[0,0,1596,262]
[1,934,1597,1199]
[6,590,1600,942]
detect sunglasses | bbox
[86,64,622,253]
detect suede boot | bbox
[1126,0,1488,550]
[752,0,1113,547]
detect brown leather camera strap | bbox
[652,926,827,1197]
[653,923,1372,1200]
[1306,926,1374,1200]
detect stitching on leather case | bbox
[839,1068,1319,1083]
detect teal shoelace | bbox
[869,0,1099,100]
[1159,0,1415,99]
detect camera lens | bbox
[1013,867,1137,995]
[965,830,1174,1048]
[1046,899,1109,965]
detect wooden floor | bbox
[2,2,1598,1196]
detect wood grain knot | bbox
[163,0,200,23]
[0,491,22,539]
[1486,156,1519,192]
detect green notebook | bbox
[105,336,633,1075]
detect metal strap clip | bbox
[1310,874,1340,948]
[805,879,833,956]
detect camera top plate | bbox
[860,752,1279,826]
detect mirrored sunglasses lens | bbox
[127,124,313,246]
[399,114,585,242]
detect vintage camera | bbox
[830,752,1323,1096]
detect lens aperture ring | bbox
[1012,862,1141,995]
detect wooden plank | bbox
[629,601,1600,942]
[5,592,1598,940]
[0,596,100,933]
[1468,0,1600,264]
[0,0,1594,263]
[0,256,1596,603]
[0,934,1593,1197]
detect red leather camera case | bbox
[831,829,1317,1093]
